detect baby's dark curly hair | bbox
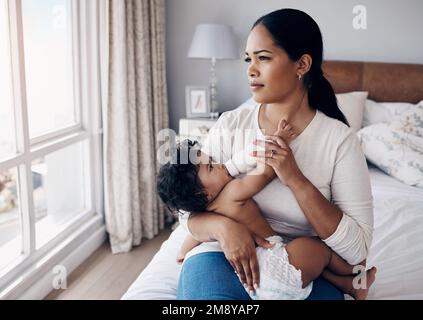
[156,139,209,214]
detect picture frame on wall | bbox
[185,86,210,118]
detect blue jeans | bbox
[177,252,344,300]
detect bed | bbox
[122,60,423,300]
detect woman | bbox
[177,8,373,300]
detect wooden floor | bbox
[45,227,172,300]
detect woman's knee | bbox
[177,252,251,300]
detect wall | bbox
[165,0,423,131]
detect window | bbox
[21,0,79,139]
[0,0,103,296]
[0,1,16,160]
[0,167,22,270]
[32,140,91,249]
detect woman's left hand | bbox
[251,135,304,187]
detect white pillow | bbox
[357,103,423,188]
[363,99,417,127]
[335,91,368,132]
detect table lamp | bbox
[187,24,238,118]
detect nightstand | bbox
[178,118,218,144]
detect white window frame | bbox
[0,0,105,298]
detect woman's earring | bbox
[297,74,302,80]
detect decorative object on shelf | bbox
[187,23,238,119]
[185,86,210,118]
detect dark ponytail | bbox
[253,9,349,127]
[308,69,349,126]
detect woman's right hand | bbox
[217,219,273,293]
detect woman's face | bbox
[245,24,299,104]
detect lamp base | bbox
[209,57,219,119]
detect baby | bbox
[156,119,376,300]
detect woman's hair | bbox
[253,8,349,126]
[156,139,208,214]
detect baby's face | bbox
[196,151,233,202]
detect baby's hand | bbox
[273,118,297,143]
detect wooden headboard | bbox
[322,61,423,103]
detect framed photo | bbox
[185,86,210,118]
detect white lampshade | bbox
[187,24,238,60]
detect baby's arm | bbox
[177,235,202,264]
[224,198,275,239]
[211,119,297,237]
[227,159,276,201]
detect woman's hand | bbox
[251,134,306,188]
[217,219,272,293]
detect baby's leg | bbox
[321,268,377,300]
[323,247,377,299]
[177,235,201,264]
[284,237,332,288]
[325,246,357,275]
[285,237,377,299]
[287,236,365,277]
[326,250,369,276]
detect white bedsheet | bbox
[122,165,423,300]
[366,165,423,299]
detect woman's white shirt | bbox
[180,104,373,265]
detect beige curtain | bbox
[104,0,169,253]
